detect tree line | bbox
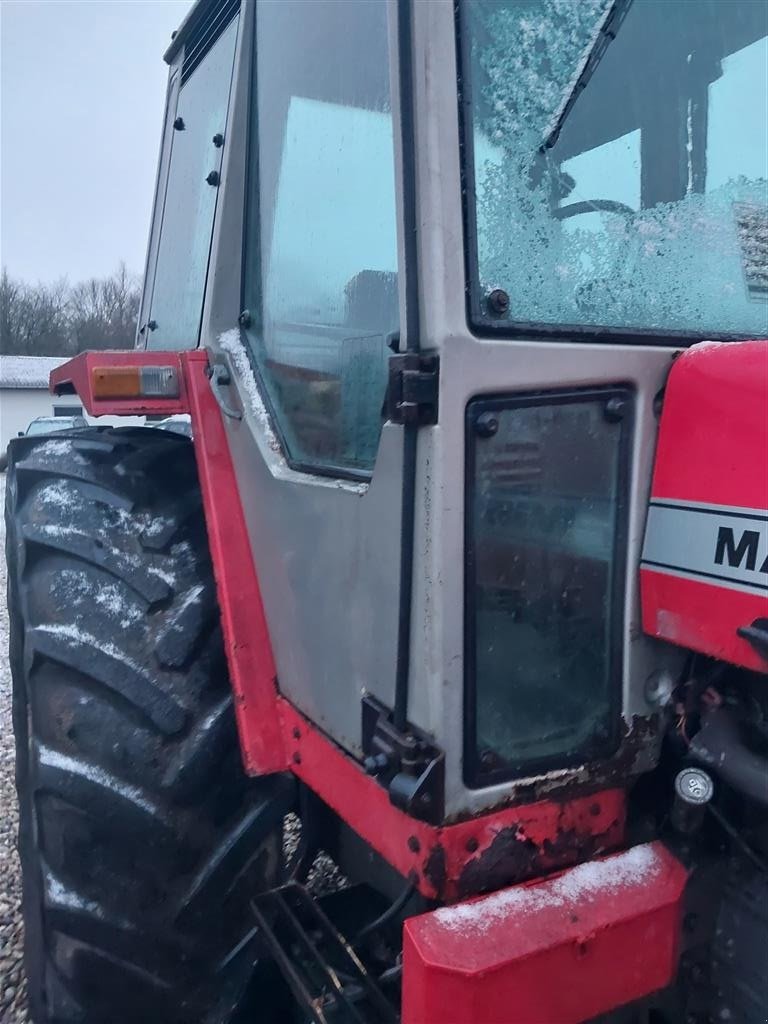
[0,264,141,356]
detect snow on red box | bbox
[402,842,687,1024]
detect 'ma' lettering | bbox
[715,527,760,571]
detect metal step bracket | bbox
[251,882,399,1024]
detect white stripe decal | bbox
[641,502,768,594]
[650,497,768,519]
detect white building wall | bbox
[0,388,83,450]
[0,388,147,452]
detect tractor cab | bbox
[6,2,768,1022]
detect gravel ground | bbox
[0,473,31,1023]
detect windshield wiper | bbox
[541,0,634,152]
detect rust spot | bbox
[292,727,301,740]
[441,714,661,827]
[408,835,421,854]
[541,826,602,866]
[292,751,302,765]
[423,843,447,894]
[465,837,479,853]
[458,826,539,897]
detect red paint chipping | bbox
[282,700,624,900]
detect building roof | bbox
[0,355,70,390]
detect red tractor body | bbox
[642,340,768,672]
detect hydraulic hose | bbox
[690,709,768,808]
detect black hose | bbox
[354,881,416,945]
[690,709,768,808]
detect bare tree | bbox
[0,270,72,356]
[0,265,141,356]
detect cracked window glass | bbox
[462,0,768,337]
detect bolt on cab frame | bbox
[51,0,768,1020]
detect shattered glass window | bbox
[461,0,768,337]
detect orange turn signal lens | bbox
[91,365,179,399]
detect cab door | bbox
[200,0,406,754]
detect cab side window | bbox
[146,14,239,351]
[243,0,398,475]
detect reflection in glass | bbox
[243,0,398,474]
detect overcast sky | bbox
[1,0,191,285]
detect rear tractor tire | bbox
[5,427,294,1023]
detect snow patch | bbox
[147,565,176,587]
[54,569,93,607]
[432,844,662,935]
[34,524,81,539]
[689,340,725,356]
[38,744,158,816]
[94,582,142,623]
[38,482,79,511]
[36,440,76,458]
[44,868,103,916]
[34,624,149,683]
[177,584,203,616]
[142,516,171,539]
[218,329,280,448]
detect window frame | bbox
[454,1,768,347]
[238,0,401,483]
[137,67,180,351]
[144,14,240,352]
[463,385,633,788]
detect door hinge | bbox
[386,352,439,426]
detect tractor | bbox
[4,0,768,1021]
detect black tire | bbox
[5,427,294,1024]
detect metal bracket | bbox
[251,882,398,1024]
[207,362,242,420]
[386,352,439,426]
[362,695,444,824]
